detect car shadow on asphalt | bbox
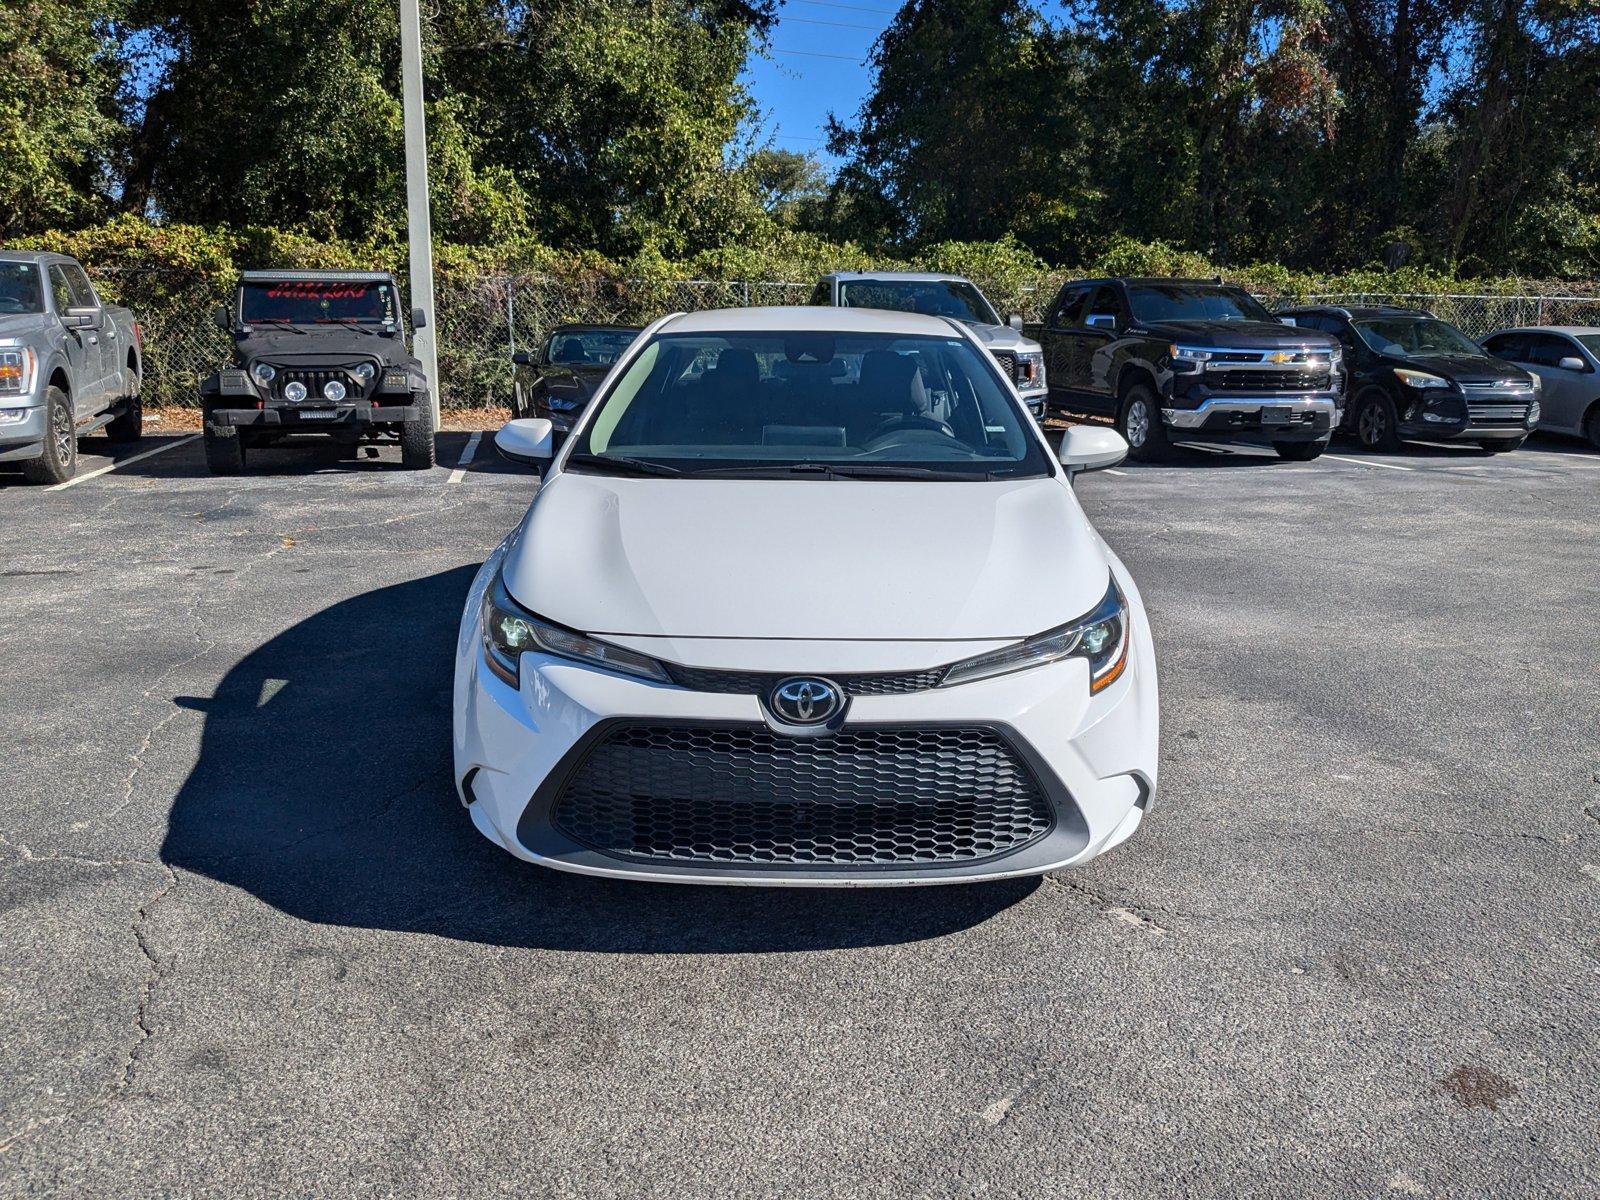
[161,566,1035,953]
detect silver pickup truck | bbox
[0,251,143,484]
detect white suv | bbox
[453,306,1158,885]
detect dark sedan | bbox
[511,324,641,441]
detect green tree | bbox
[0,0,123,237]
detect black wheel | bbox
[21,386,77,485]
[1583,405,1600,452]
[1119,383,1170,462]
[1353,391,1403,452]
[1273,439,1327,461]
[400,396,436,470]
[105,385,143,443]
[1478,438,1524,454]
[203,423,245,475]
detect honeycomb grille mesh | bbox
[550,724,1054,868]
[664,665,946,696]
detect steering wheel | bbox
[871,413,956,439]
[0,299,24,314]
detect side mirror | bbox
[410,307,428,330]
[1557,356,1587,373]
[1058,425,1128,477]
[1085,314,1118,332]
[494,418,554,467]
[1007,314,1024,332]
[511,351,534,366]
[62,306,102,331]
[213,305,232,331]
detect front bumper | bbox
[0,402,46,461]
[452,548,1160,887]
[1163,396,1339,440]
[207,400,421,428]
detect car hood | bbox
[235,330,420,369]
[1384,353,1532,386]
[1139,319,1338,351]
[502,473,1108,640]
[0,313,53,343]
[960,322,1042,354]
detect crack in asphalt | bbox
[1042,874,1186,934]
[0,832,163,872]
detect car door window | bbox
[62,264,98,309]
[1084,286,1125,332]
[1482,333,1526,361]
[1048,286,1090,329]
[1524,333,1578,368]
[808,282,830,307]
[47,266,75,314]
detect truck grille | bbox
[1466,401,1530,426]
[1205,369,1331,392]
[664,664,946,696]
[549,723,1054,868]
[273,367,364,401]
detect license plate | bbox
[297,409,338,420]
[1260,406,1292,425]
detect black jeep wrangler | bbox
[200,270,436,474]
[1036,277,1345,461]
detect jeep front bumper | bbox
[207,401,422,428]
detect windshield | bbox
[0,262,45,315]
[545,328,638,366]
[569,330,1051,479]
[1127,285,1271,324]
[1354,318,1483,358]
[837,279,1000,325]
[239,280,398,326]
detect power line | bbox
[771,47,865,61]
[791,0,899,13]
[784,15,882,30]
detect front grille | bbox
[274,367,363,401]
[1205,369,1331,392]
[549,723,1055,868]
[1461,380,1534,394]
[990,349,1023,384]
[1467,401,1530,425]
[664,664,946,696]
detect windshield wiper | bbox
[690,462,987,481]
[564,452,682,477]
[250,318,308,334]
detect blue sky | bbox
[741,0,900,171]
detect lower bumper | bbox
[0,404,46,461]
[208,401,420,427]
[1400,419,1531,442]
[452,549,1160,887]
[1163,396,1339,432]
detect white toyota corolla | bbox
[453,306,1159,885]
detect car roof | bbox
[0,250,77,266]
[660,305,962,337]
[1067,277,1232,288]
[238,269,396,283]
[1485,325,1600,336]
[548,324,642,335]
[821,271,973,284]
[1281,304,1432,319]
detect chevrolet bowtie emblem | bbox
[1268,351,1292,364]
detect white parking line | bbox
[446,431,482,485]
[1104,469,1130,477]
[49,435,202,491]
[1322,454,1413,472]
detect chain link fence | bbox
[85,266,1600,409]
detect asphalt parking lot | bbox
[2,428,1597,1197]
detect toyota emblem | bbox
[767,677,843,726]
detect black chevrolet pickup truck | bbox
[1035,277,1344,461]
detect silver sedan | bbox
[1481,326,1600,450]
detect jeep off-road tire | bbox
[105,384,143,443]
[203,422,245,475]
[1273,439,1327,461]
[1119,383,1170,463]
[400,397,436,470]
[1353,390,1403,452]
[21,387,78,485]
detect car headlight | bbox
[283,381,308,402]
[1169,344,1212,363]
[1394,367,1449,390]
[323,380,347,402]
[0,347,35,394]
[481,570,670,687]
[1014,350,1046,390]
[351,362,376,383]
[252,362,276,386]
[1527,374,1541,393]
[941,577,1129,693]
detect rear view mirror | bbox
[1007,314,1024,332]
[511,351,534,366]
[62,307,101,331]
[1058,425,1128,477]
[411,307,428,330]
[1557,356,1587,373]
[495,418,554,467]
[213,305,231,331]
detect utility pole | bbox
[399,0,440,422]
